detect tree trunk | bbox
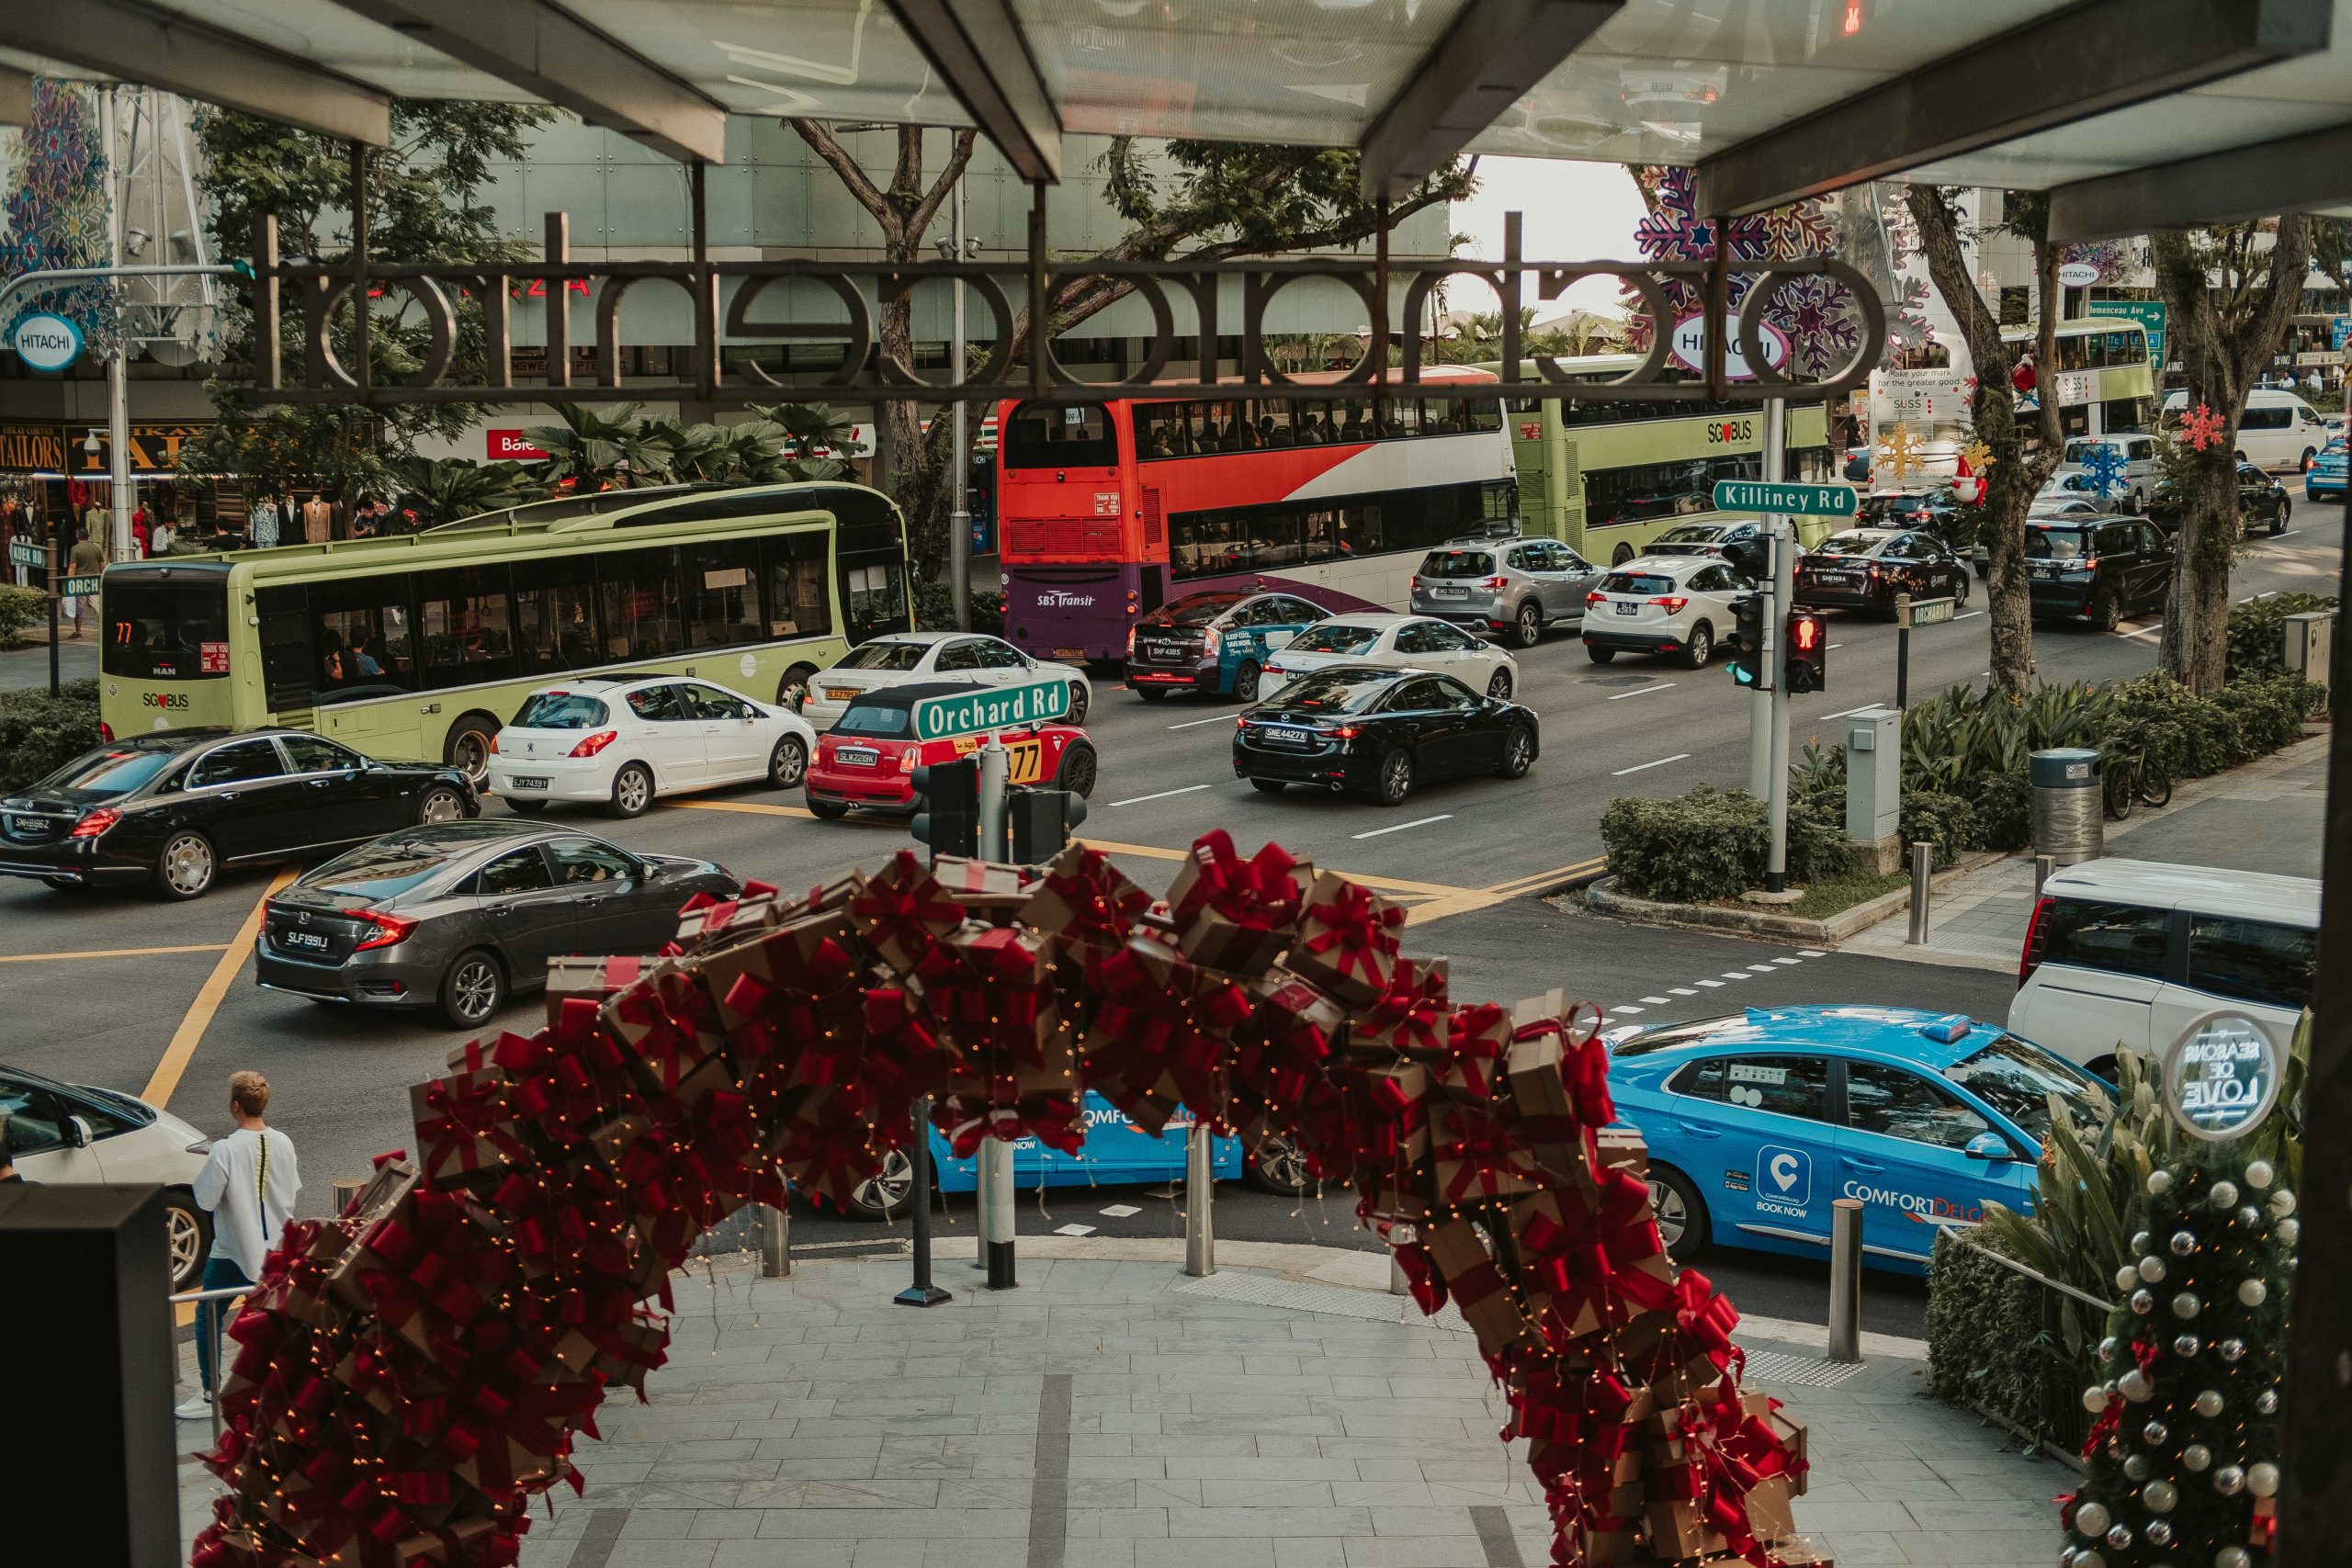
[2158,455,2237,693]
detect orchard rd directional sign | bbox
[910,679,1071,743]
[1712,479,1859,519]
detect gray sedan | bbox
[253,821,740,1028]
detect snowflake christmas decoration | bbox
[1879,423,1928,481]
[0,79,113,350]
[2063,240,2133,287]
[1760,273,1862,377]
[2083,442,2132,498]
[1960,438,1996,478]
[2181,403,2227,453]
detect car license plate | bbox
[1149,642,1184,659]
[1613,601,1638,615]
[1054,647,1085,659]
[835,747,878,767]
[282,929,332,953]
[1261,726,1313,746]
[508,774,549,790]
[1432,586,1467,599]
[825,686,859,701]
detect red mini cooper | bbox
[805,681,1099,820]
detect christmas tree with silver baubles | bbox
[2064,1146,2297,1568]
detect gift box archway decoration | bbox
[193,836,1819,1568]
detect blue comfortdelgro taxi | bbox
[1602,1006,2110,1274]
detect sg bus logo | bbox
[1705,418,1756,446]
[141,692,190,710]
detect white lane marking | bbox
[2274,529,2301,539]
[1669,987,1699,997]
[1166,715,1230,730]
[1798,949,1828,957]
[1608,682,1679,702]
[1951,610,1986,622]
[1771,957,1802,966]
[2238,590,2278,604]
[1695,979,1724,988]
[1110,784,1213,807]
[1352,814,1454,840]
[1826,643,1844,650]
[1640,996,1670,1005]
[1613,1004,1645,1015]
[1612,752,1691,776]
[2119,621,2165,641]
[1719,971,1749,982]
[1823,704,1881,719]
[1747,964,1780,974]
[1100,1204,1142,1218]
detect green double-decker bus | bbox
[96,481,912,777]
[1477,356,1836,564]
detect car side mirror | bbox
[65,1114,94,1149]
[1963,1131,2016,1162]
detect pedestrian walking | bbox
[175,1070,300,1421]
[65,527,105,637]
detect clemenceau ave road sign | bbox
[910,679,1071,743]
[1712,479,1859,518]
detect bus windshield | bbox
[104,580,231,681]
[1001,402,1118,468]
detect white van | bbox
[2045,434,2161,511]
[2163,389,2330,472]
[2010,858,2315,1076]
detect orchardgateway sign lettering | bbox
[911,680,1071,743]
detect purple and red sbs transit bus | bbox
[996,367,1518,662]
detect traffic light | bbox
[910,757,979,861]
[1785,610,1829,694]
[1731,593,1766,687]
[1009,786,1089,863]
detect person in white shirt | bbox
[149,517,175,557]
[175,1070,300,1420]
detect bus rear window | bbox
[104,581,231,681]
[1002,402,1118,469]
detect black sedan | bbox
[255,821,740,1029]
[1792,527,1971,615]
[1643,521,1770,579]
[0,729,476,901]
[2148,463,2291,536]
[1232,665,1537,807]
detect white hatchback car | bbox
[1580,555,1755,668]
[1261,613,1521,700]
[801,631,1093,728]
[487,676,818,819]
[5,1065,212,1289]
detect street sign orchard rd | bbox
[910,679,1071,743]
[1713,479,1858,519]
[2163,1010,2283,1142]
[9,312,83,372]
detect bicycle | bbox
[2102,735,2173,820]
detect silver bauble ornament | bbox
[2214,1465,2246,1495]
[2174,1334,2201,1358]
[2210,1180,2240,1208]
[2172,1291,2202,1319]
[2247,1462,2279,1497]
[2271,1189,2297,1217]
[2132,1289,2155,1315]
[2218,1338,2246,1362]
[2106,1524,2134,1551]
[2132,1229,2154,1253]
[2278,1217,2301,1246]
[2117,1264,2141,1292]
[2143,1418,2171,1445]
[2143,1479,2177,1512]
[2216,1546,2251,1568]
[2083,1384,2111,1414]
[2238,1278,2267,1307]
[2100,1335,2120,1361]
[2139,1255,2168,1283]
[2148,1168,2174,1196]
[2238,1206,2263,1229]
[2074,1502,2112,1538]
[2074,1553,2106,1568]
[2170,1229,2198,1256]
[2125,1454,2154,1482]
[2245,1160,2274,1190]
[2193,1389,2224,1417]
[2120,1369,2154,1402]
[2183,1443,2212,1471]
[2147,1519,2176,1549]
[2256,1389,2279,1416]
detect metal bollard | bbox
[1905,840,1933,945]
[331,1177,363,1217]
[982,1136,1016,1289]
[761,1203,791,1278]
[1388,1224,1416,1295]
[1183,1122,1215,1278]
[2033,852,2054,899]
[1826,1199,1864,1363]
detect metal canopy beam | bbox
[1694,0,2333,218]
[1360,0,1621,202]
[2049,118,2352,241]
[0,0,390,144]
[322,0,727,165]
[0,65,30,126]
[882,0,1059,183]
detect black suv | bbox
[2026,517,2174,631]
[2146,463,2290,536]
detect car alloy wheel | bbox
[1068,681,1090,725]
[769,735,808,789]
[851,1147,917,1219]
[1057,743,1099,798]
[1234,661,1261,703]
[1513,603,1542,649]
[158,831,215,899]
[416,786,465,825]
[1682,623,1713,669]
[2092,588,2121,633]
[1245,1134,1309,1194]
[1376,750,1414,806]
[610,763,653,818]
[1487,668,1513,700]
[1648,1171,1710,1256]
[1498,726,1534,780]
[442,953,503,1029]
[164,1199,207,1292]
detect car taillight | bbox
[1484,575,1509,590]
[488,733,500,754]
[1587,591,1605,604]
[1203,627,1221,656]
[70,808,119,839]
[899,750,920,773]
[354,911,415,951]
[2018,896,2052,987]
[1647,596,1688,614]
[98,721,114,741]
[1236,716,1249,730]
[570,729,617,758]
[1409,575,1420,592]
[1126,625,1136,655]
[1330,726,1360,739]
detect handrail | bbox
[1951,1231,2120,1314]
[169,1285,251,1305]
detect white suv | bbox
[1580,555,1754,668]
[4,1065,213,1289]
[2010,859,2316,1076]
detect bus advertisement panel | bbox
[97,482,913,778]
[995,367,1515,662]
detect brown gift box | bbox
[1023,844,1153,956]
[1596,1126,1648,1178]
[1351,1059,1432,1163]
[1288,870,1402,1007]
[544,953,659,1025]
[1428,1100,1541,1202]
[1250,964,1352,1058]
[390,1517,498,1568]
[955,1032,1080,1097]
[1163,846,1312,976]
[1741,1473,1798,1543]
[695,907,859,1029]
[1751,1392,1807,1495]
[1422,1216,1542,1359]
[1642,1496,1730,1562]
[1345,956,1452,1060]
[932,854,1040,914]
[408,1070,514,1190]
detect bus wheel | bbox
[1611,542,1635,567]
[445,713,501,784]
[777,663,819,713]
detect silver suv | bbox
[1410,536,1601,648]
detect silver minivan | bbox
[1410,536,1601,649]
[2010,858,2315,1076]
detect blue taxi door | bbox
[1657,1053,1838,1259]
[1833,1060,2019,1271]
[930,1092,1240,1191]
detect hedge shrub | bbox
[0,583,45,649]
[2226,592,2336,679]
[1599,785,1767,903]
[0,678,101,793]
[1925,1225,2052,1445]
[1901,790,1978,870]
[913,582,1007,637]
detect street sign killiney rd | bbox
[1712,479,1859,518]
[910,679,1071,742]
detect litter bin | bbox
[2030,747,2103,865]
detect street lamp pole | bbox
[100,87,133,561]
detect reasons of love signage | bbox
[910,679,1071,742]
[2163,1010,2282,1142]
[1712,479,1859,518]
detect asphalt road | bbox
[0,496,2332,1342]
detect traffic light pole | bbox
[1763,398,1793,895]
[978,737,1009,861]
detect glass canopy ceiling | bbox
[4,0,2348,232]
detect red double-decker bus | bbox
[994,367,1516,661]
